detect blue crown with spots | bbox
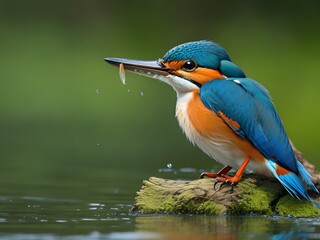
[162,40,246,78]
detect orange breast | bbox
[187,90,265,162]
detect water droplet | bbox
[96,89,100,94]
[56,220,67,223]
[127,89,131,93]
[89,203,100,206]
[140,92,144,96]
[167,163,172,169]
[96,142,100,146]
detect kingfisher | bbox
[105,40,319,202]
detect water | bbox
[0,165,320,239]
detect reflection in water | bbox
[135,215,236,239]
[135,214,320,240]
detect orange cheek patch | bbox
[175,68,224,85]
[162,61,225,85]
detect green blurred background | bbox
[0,0,320,200]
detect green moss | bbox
[173,199,226,215]
[134,180,227,214]
[170,188,226,214]
[228,178,282,215]
[276,195,320,217]
[197,201,226,215]
[134,181,177,213]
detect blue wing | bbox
[199,78,298,174]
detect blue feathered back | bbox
[199,78,298,174]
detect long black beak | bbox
[104,58,171,76]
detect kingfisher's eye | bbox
[182,60,197,71]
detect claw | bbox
[230,182,237,192]
[219,180,229,190]
[217,182,225,191]
[213,179,220,191]
[213,179,229,191]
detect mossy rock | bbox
[275,195,320,217]
[132,176,320,217]
[133,177,227,214]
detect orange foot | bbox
[199,165,232,179]
[214,175,242,191]
[212,157,251,192]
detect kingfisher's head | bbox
[105,40,245,94]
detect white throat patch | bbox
[151,74,199,95]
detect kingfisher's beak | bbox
[104,58,171,77]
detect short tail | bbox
[296,161,319,194]
[265,160,319,206]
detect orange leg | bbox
[214,157,251,190]
[200,165,232,179]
